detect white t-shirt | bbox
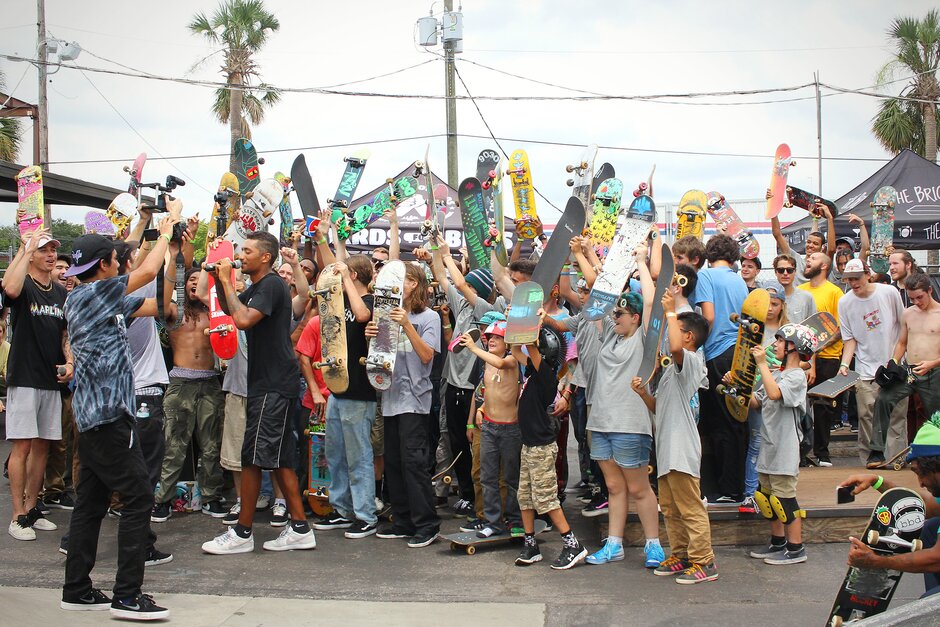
[654,349,708,478]
[838,283,904,380]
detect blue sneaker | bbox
[644,541,665,568]
[585,539,624,565]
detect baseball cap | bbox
[835,236,857,252]
[842,258,867,279]
[764,280,785,300]
[35,234,61,250]
[476,311,506,327]
[483,321,506,338]
[64,234,115,278]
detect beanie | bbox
[465,268,494,301]
[907,412,940,461]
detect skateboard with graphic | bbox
[808,371,860,405]
[505,282,543,345]
[869,186,897,274]
[273,172,294,245]
[304,415,333,517]
[633,165,656,199]
[588,178,624,252]
[328,149,370,240]
[827,487,925,626]
[530,197,585,299]
[800,311,841,352]
[637,241,675,384]
[484,163,509,266]
[233,138,263,198]
[583,194,656,321]
[346,174,420,240]
[445,518,548,556]
[209,173,240,243]
[364,261,406,391]
[312,264,349,394]
[676,190,707,241]
[477,149,500,221]
[224,178,278,251]
[457,177,490,271]
[508,149,542,240]
[706,192,759,259]
[290,154,322,237]
[124,152,146,201]
[203,240,238,360]
[84,211,116,237]
[15,165,44,238]
[566,144,598,212]
[106,192,138,237]
[765,143,796,219]
[785,185,836,231]
[716,288,769,422]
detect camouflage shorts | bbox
[518,442,560,514]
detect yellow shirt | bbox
[798,281,843,360]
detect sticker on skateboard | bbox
[457,177,490,271]
[312,265,349,394]
[717,289,769,422]
[508,149,541,240]
[587,178,623,251]
[15,165,44,238]
[233,138,263,198]
[869,186,897,274]
[203,240,239,360]
[706,192,759,259]
[676,190,707,241]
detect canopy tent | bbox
[782,149,940,253]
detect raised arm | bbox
[663,290,684,367]
[491,249,514,298]
[846,213,870,261]
[212,257,265,330]
[336,262,370,322]
[314,210,337,267]
[387,208,400,261]
[648,227,663,280]
[3,229,43,299]
[127,213,177,295]
[282,245,310,319]
[635,241,655,331]
[821,204,836,257]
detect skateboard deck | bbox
[124,152,146,200]
[449,328,481,354]
[785,185,836,231]
[827,488,926,626]
[233,138,263,198]
[637,241,674,384]
[445,518,549,555]
[870,186,897,274]
[365,260,405,391]
[675,190,707,241]
[328,149,370,240]
[106,192,137,237]
[274,171,294,245]
[313,265,349,394]
[583,194,656,321]
[588,177,624,252]
[346,174,419,241]
[477,149,501,223]
[632,165,656,199]
[508,149,541,240]
[566,144,598,213]
[530,197,585,299]
[484,163,509,267]
[706,192,759,259]
[84,211,116,237]
[224,178,278,251]
[876,447,912,472]
[15,165,44,238]
[290,154,323,236]
[457,177,490,271]
[505,282,543,345]
[766,143,795,219]
[717,288,769,422]
[808,371,860,401]
[203,241,238,360]
[304,420,333,517]
[800,311,841,352]
[210,173,240,242]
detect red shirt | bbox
[295,315,330,410]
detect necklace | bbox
[30,275,53,292]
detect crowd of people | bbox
[5,190,940,620]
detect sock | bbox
[524,533,537,547]
[291,520,310,533]
[275,498,287,507]
[770,535,786,547]
[786,542,803,552]
[562,530,579,548]
[234,523,252,538]
[607,535,623,547]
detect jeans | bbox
[744,408,762,497]
[325,396,378,525]
[570,387,589,484]
[385,412,440,536]
[64,416,152,601]
[921,517,940,596]
[445,386,475,502]
[480,421,522,530]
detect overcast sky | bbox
[1,0,935,227]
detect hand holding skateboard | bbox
[389,306,412,332]
[750,344,767,366]
[661,290,675,314]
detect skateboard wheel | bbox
[791,160,797,166]
[867,530,879,545]
[716,384,727,395]
[565,164,575,173]
[831,617,843,627]
[566,179,574,187]
[912,539,923,552]
[638,182,648,191]
[729,312,740,324]
[675,274,688,287]
[203,328,210,336]
[893,463,903,471]
[392,286,400,294]
[466,546,476,555]
[386,178,394,184]
[660,355,672,368]
[336,358,345,367]
[443,476,452,485]
[735,396,746,407]
[647,465,653,475]
[383,361,391,369]
[329,285,339,294]
[303,489,310,497]
[749,322,761,334]
[359,357,366,366]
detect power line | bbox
[465,45,892,56]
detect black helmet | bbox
[537,326,567,367]
[774,323,817,360]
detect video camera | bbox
[140,175,187,241]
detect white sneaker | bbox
[256,494,271,511]
[262,527,317,552]
[8,519,36,541]
[374,497,384,513]
[201,527,254,555]
[31,516,57,531]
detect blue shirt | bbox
[65,275,144,432]
[696,266,748,361]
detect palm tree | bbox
[0,69,23,162]
[189,0,280,173]
[872,10,940,163]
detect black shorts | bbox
[242,392,298,470]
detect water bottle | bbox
[136,403,150,420]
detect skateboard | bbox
[449,328,481,354]
[875,447,912,472]
[869,186,897,274]
[445,518,549,556]
[785,185,837,230]
[345,174,419,241]
[106,192,138,237]
[431,450,463,485]
[799,311,841,353]
[274,171,294,245]
[633,165,656,198]
[637,241,675,385]
[566,144,598,212]
[583,194,656,321]
[312,264,349,394]
[765,143,796,219]
[224,178,278,251]
[508,149,542,240]
[84,211,116,237]
[290,154,322,237]
[172,481,201,513]
[328,149,370,240]
[483,163,509,266]
[716,288,770,422]
[209,173,240,242]
[233,138,263,198]
[675,190,707,241]
[587,178,624,252]
[530,197,585,299]
[706,192,759,259]
[477,149,501,222]
[124,152,146,200]
[504,281,543,345]
[808,371,861,406]
[304,416,333,517]
[457,177,490,271]
[15,165,44,238]
[203,240,238,360]
[364,260,406,391]
[827,487,926,626]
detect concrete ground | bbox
[0,437,928,625]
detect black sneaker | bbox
[376,525,413,539]
[817,456,833,468]
[110,593,170,620]
[61,587,111,611]
[551,542,588,570]
[44,492,75,511]
[515,543,542,566]
[867,451,886,469]
[150,502,171,523]
[37,498,52,515]
[144,547,174,567]
[58,535,68,555]
[344,520,378,539]
[407,531,439,548]
[459,518,487,533]
[537,513,555,532]
[312,514,353,530]
[107,507,123,519]
[452,499,474,517]
[581,493,609,517]
[201,500,227,518]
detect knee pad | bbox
[770,495,805,525]
[754,490,776,520]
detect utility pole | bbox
[814,71,822,197]
[444,0,458,189]
[37,0,51,222]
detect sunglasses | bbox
[611,309,636,319]
[372,260,386,268]
[775,267,795,274]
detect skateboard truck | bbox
[204,324,235,337]
[360,355,392,370]
[343,156,366,167]
[314,356,345,370]
[867,530,923,551]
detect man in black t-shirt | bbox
[3,229,71,541]
[201,231,315,554]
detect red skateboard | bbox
[765,143,796,219]
[204,240,238,359]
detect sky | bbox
[1,0,936,229]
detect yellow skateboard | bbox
[209,173,240,243]
[675,190,707,241]
[508,149,542,240]
[717,289,769,422]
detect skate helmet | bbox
[537,326,567,367]
[483,321,506,338]
[774,323,817,359]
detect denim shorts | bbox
[589,431,653,469]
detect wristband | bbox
[840,362,850,369]
[466,424,474,430]
[872,475,884,491]
[160,233,171,244]
[442,324,452,329]
[316,237,328,245]
[666,312,677,318]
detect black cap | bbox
[64,234,115,277]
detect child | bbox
[734,323,813,565]
[632,291,715,583]
[459,322,521,537]
[511,324,588,570]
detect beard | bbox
[804,264,821,279]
